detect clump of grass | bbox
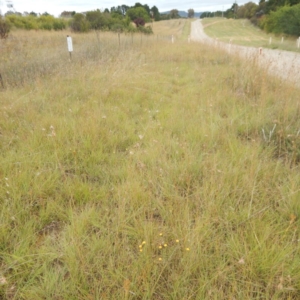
[1,21,300,299]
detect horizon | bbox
[0,1,258,17]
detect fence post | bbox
[0,73,4,89]
[67,35,73,61]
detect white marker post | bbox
[269,37,272,45]
[297,37,300,49]
[67,35,73,61]
[281,37,284,44]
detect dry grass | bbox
[152,19,190,40]
[0,21,300,299]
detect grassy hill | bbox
[202,17,300,52]
[0,20,300,299]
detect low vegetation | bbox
[3,3,158,35]
[0,19,300,299]
[0,17,10,39]
[5,14,67,31]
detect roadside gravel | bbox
[191,20,300,86]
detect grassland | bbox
[1,20,300,299]
[202,17,300,52]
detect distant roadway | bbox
[191,20,300,86]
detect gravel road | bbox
[191,20,300,86]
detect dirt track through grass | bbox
[191,19,300,87]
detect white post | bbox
[281,37,284,44]
[67,35,73,61]
[269,37,272,45]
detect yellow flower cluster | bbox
[138,232,190,261]
[138,241,146,252]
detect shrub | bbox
[70,13,90,32]
[53,19,66,31]
[0,17,10,39]
[138,25,153,35]
[110,23,125,32]
[264,4,300,36]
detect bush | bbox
[138,25,153,35]
[70,13,90,32]
[53,19,66,31]
[5,15,67,31]
[0,17,10,39]
[263,4,300,36]
[110,23,125,32]
[86,10,108,30]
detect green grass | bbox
[202,17,300,52]
[0,22,300,299]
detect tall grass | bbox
[0,21,300,299]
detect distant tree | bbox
[237,2,258,19]
[143,4,151,15]
[188,8,195,18]
[200,11,211,18]
[120,5,129,16]
[104,8,110,13]
[224,2,238,18]
[86,10,108,29]
[110,6,125,17]
[42,12,51,16]
[170,9,180,19]
[60,11,75,18]
[134,3,143,8]
[126,7,150,22]
[5,10,17,16]
[70,13,90,32]
[29,11,37,17]
[150,5,160,21]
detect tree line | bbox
[0,3,198,38]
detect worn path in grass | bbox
[191,20,300,86]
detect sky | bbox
[0,0,258,17]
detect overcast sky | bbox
[1,0,258,16]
